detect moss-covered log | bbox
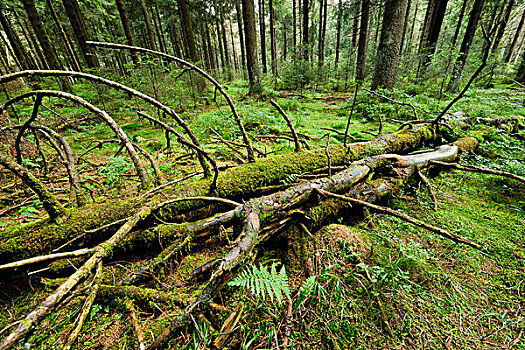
[0,125,437,263]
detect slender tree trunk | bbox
[230,19,239,71]
[451,0,468,48]
[352,4,360,47]
[405,0,419,53]
[334,0,343,71]
[504,7,525,62]
[259,0,268,73]
[293,0,297,48]
[302,0,309,60]
[417,0,449,78]
[235,0,246,69]
[516,48,525,82]
[216,19,225,68]
[0,9,34,71]
[356,0,370,81]
[242,0,263,93]
[371,0,409,90]
[167,3,182,58]
[61,0,100,68]
[400,0,412,56]
[447,0,485,93]
[153,0,168,53]
[492,0,515,53]
[140,0,157,50]
[270,0,278,76]
[115,0,139,64]
[219,4,231,70]
[205,22,217,69]
[283,15,289,61]
[20,0,72,91]
[46,0,83,71]
[177,0,198,62]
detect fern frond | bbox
[228,263,290,304]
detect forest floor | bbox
[0,74,524,349]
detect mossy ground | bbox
[1,73,525,349]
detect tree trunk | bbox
[371,0,408,90]
[334,0,343,71]
[293,0,297,48]
[235,0,246,69]
[504,7,525,62]
[492,0,515,54]
[14,9,46,70]
[417,0,449,78]
[167,3,182,58]
[219,4,231,71]
[352,4,360,47]
[451,0,468,48]
[0,9,35,71]
[20,0,72,92]
[259,0,268,73]
[515,50,525,83]
[405,0,419,53]
[270,0,278,76]
[242,0,263,94]
[356,0,370,81]
[400,0,412,56]
[447,0,485,93]
[140,0,157,50]
[177,0,198,62]
[302,0,309,60]
[115,0,139,64]
[61,0,100,69]
[46,0,83,71]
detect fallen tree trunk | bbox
[0,125,437,263]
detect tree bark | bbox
[334,0,343,71]
[259,0,268,73]
[140,0,157,50]
[371,0,408,90]
[302,0,310,60]
[242,0,263,94]
[504,7,525,62]
[115,0,139,64]
[177,0,198,62]
[20,0,72,92]
[235,0,246,69]
[417,0,449,78]
[356,0,370,81]
[492,0,515,54]
[270,0,278,76]
[451,0,468,47]
[447,0,485,93]
[0,9,34,71]
[61,0,100,69]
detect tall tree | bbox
[61,0,100,68]
[20,0,72,91]
[446,0,485,93]
[178,0,198,62]
[515,49,525,83]
[115,0,139,64]
[371,0,408,90]
[242,0,263,93]
[334,0,343,71]
[46,0,82,71]
[302,0,310,60]
[451,0,468,47]
[235,0,246,69]
[417,0,449,78]
[503,6,525,62]
[491,0,515,53]
[259,0,268,73]
[140,0,156,50]
[356,0,370,81]
[0,9,34,71]
[269,0,278,76]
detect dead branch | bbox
[316,189,485,251]
[137,172,202,201]
[363,88,419,120]
[344,84,359,146]
[126,300,146,350]
[63,261,103,350]
[269,99,302,152]
[429,161,525,184]
[0,70,212,178]
[86,41,256,162]
[0,248,94,271]
[15,94,42,164]
[255,135,311,149]
[210,128,247,163]
[417,168,438,210]
[2,90,150,185]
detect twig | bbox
[269,99,302,152]
[417,168,438,210]
[154,196,242,210]
[210,128,247,163]
[137,172,202,201]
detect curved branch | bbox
[85,41,256,162]
[0,70,212,177]
[15,94,42,164]
[1,90,150,186]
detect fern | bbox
[228,263,291,304]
